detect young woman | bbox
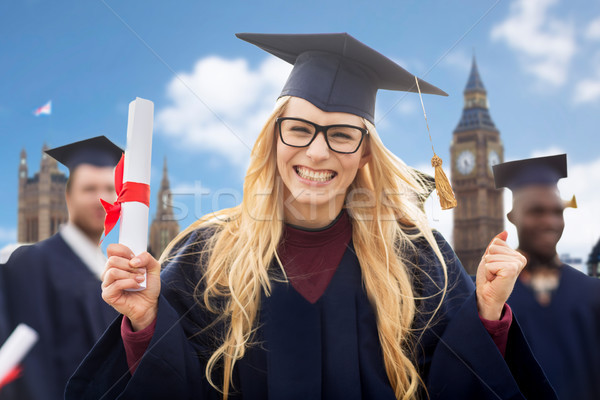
[66,33,556,400]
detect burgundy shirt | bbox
[122,213,511,373]
[278,211,353,304]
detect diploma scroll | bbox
[120,97,154,291]
[0,324,38,385]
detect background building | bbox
[148,158,180,259]
[451,58,504,274]
[17,145,68,243]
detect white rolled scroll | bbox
[120,97,153,291]
[0,324,38,384]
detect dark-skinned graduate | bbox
[0,136,121,400]
[494,154,600,400]
[66,33,556,400]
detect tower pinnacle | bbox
[455,56,496,132]
[465,56,486,94]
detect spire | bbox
[40,142,58,173]
[465,56,486,94]
[19,148,28,181]
[161,156,170,189]
[148,156,179,258]
[454,56,497,133]
[156,156,173,214]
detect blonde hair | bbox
[162,96,449,399]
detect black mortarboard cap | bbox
[493,154,567,191]
[236,33,448,124]
[45,135,123,172]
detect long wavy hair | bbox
[162,96,449,399]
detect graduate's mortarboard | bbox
[236,32,448,124]
[493,154,567,191]
[45,136,123,172]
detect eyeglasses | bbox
[276,117,368,154]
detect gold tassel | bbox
[414,76,458,210]
[564,194,577,209]
[431,154,457,210]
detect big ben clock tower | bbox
[149,158,180,259]
[451,57,504,274]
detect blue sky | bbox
[1,0,599,268]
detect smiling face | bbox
[276,97,371,227]
[508,185,565,262]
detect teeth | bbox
[295,166,335,182]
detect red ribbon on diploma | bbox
[0,366,22,389]
[100,154,150,238]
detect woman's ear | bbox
[358,143,372,168]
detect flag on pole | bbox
[33,101,52,116]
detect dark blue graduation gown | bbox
[0,233,117,400]
[507,265,600,400]
[66,229,556,399]
[0,263,11,343]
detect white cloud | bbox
[572,44,600,104]
[0,244,21,264]
[585,16,600,40]
[573,77,600,104]
[156,56,292,167]
[490,0,576,86]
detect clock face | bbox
[488,150,500,170]
[456,150,475,175]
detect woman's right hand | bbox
[101,244,161,331]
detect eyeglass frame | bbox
[276,117,369,154]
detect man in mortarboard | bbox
[1,136,121,400]
[494,154,600,400]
